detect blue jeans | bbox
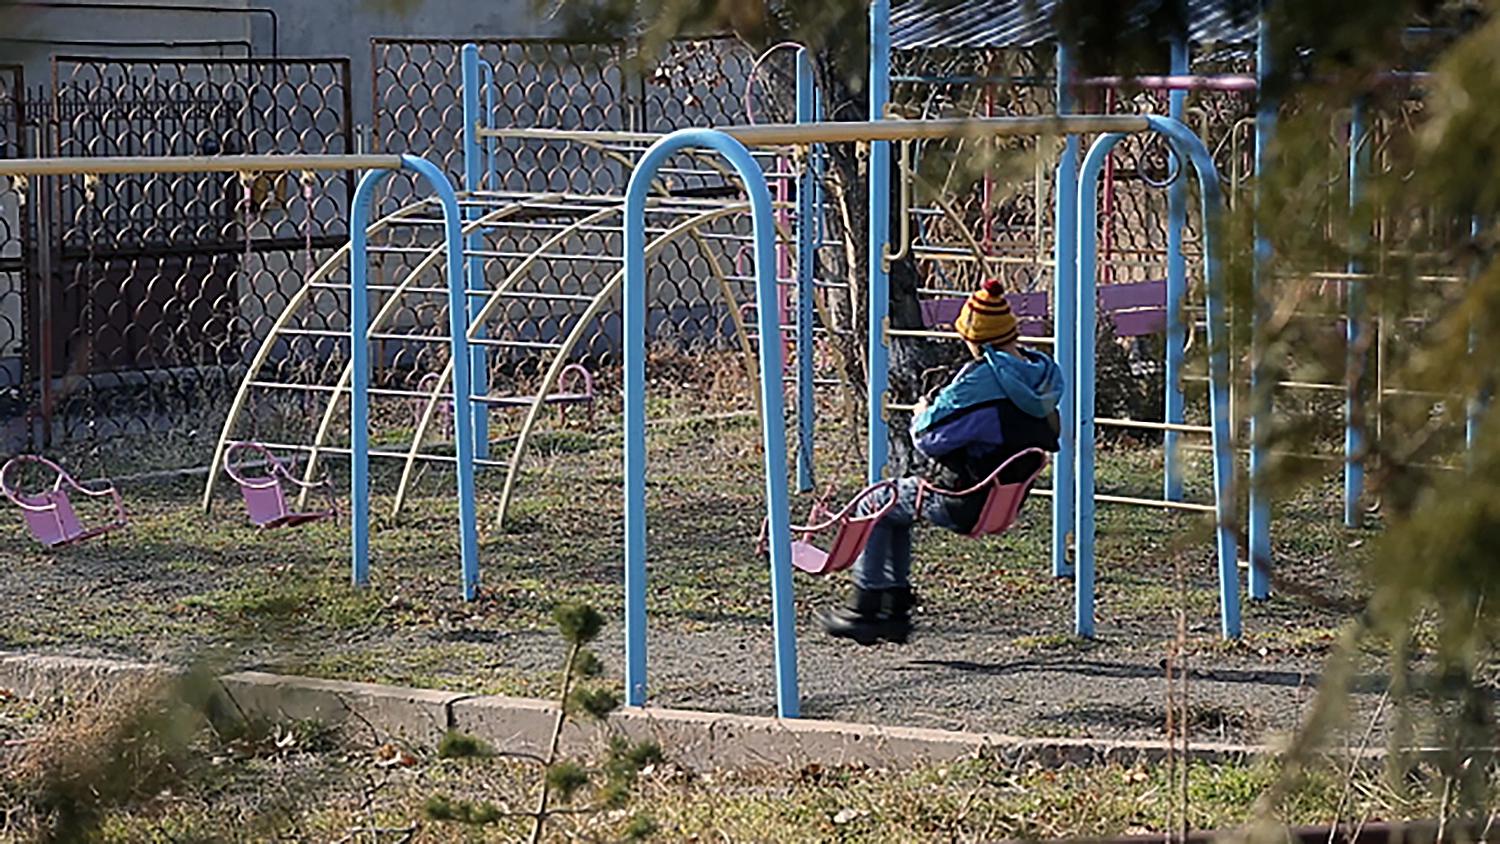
[852,477,963,590]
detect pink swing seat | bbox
[916,447,1050,537]
[223,441,337,529]
[1,455,127,548]
[759,480,901,575]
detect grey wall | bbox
[257,0,557,128]
[1,0,561,127]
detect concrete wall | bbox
[260,0,555,129]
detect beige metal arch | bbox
[200,196,437,512]
[392,201,767,520]
[491,202,763,532]
[391,200,630,513]
[292,194,569,503]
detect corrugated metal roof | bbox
[891,0,1258,50]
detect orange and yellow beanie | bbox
[953,279,1020,346]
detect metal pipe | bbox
[1249,11,1274,600]
[1164,34,1190,503]
[623,130,800,719]
[1053,40,1080,580]
[0,155,403,175]
[1344,98,1369,527]
[479,115,1152,148]
[461,45,491,460]
[349,160,477,599]
[1077,118,1240,640]
[867,0,893,485]
[795,46,816,493]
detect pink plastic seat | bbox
[758,480,900,575]
[917,448,1049,537]
[1,455,127,548]
[223,441,337,529]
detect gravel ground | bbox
[0,414,1381,749]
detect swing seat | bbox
[1,455,127,547]
[917,448,1049,538]
[758,480,900,575]
[224,441,337,529]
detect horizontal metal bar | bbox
[1093,493,1216,513]
[0,154,402,176]
[1094,417,1212,434]
[482,115,1152,148]
[254,441,510,469]
[886,327,1055,345]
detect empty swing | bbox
[1,455,128,547]
[758,479,899,575]
[223,441,337,529]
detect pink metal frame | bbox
[916,447,1049,538]
[223,441,338,529]
[759,479,900,575]
[1,454,127,547]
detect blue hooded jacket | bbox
[911,346,1063,461]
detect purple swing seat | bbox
[759,480,901,575]
[917,448,1050,538]
[1,455,127,548]
[223,441,337,529]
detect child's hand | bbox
[914,396,929,416]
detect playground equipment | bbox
[614,110,1234,719]
[1,455,127,547]
[915,448,1050,539]
[757,480,899,575]
[223,441,337,529]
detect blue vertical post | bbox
[1147,117,1241,639]
[1075,133,1126,637]
[795,47,816,492]
[1163,33,1189,502]
[1081,120,1242,639]
[866,0,892,484]
[1344,98,1368,527]
[351,157,480,599]
[1248,11,1273,599]
[350,171,379,589]
[481,60,497,190]
[1467,215,1484,459]
[624,130,799,718]
[461,44,489,459]
[1052,40,1079,578]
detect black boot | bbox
[819,587,886,645]
[820,587,915,646]
[880,586,918,644]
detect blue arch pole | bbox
[1075,118,1240,639]
[1163,33,1190,502]
[350,155,481,599]
[867,0,892,484]
[1344,98,1368,527]
[1248,12,1274,599]
[623,130,800,718]
[795,46,817,493]
[1052,40,1079,579]
[461,44,490,460]
[1467,215,1485,460]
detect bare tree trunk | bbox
[758,51,963,478]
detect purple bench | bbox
[920,280,1169,339]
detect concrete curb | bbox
[0,651,1272,771]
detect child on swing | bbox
[820,279,1063,645]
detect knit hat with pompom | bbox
[954,278,1019,346]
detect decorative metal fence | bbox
[2,56,353,463]
[369,36,761,370]
[0,65,29,451]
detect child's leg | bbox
[851,480,919,591]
